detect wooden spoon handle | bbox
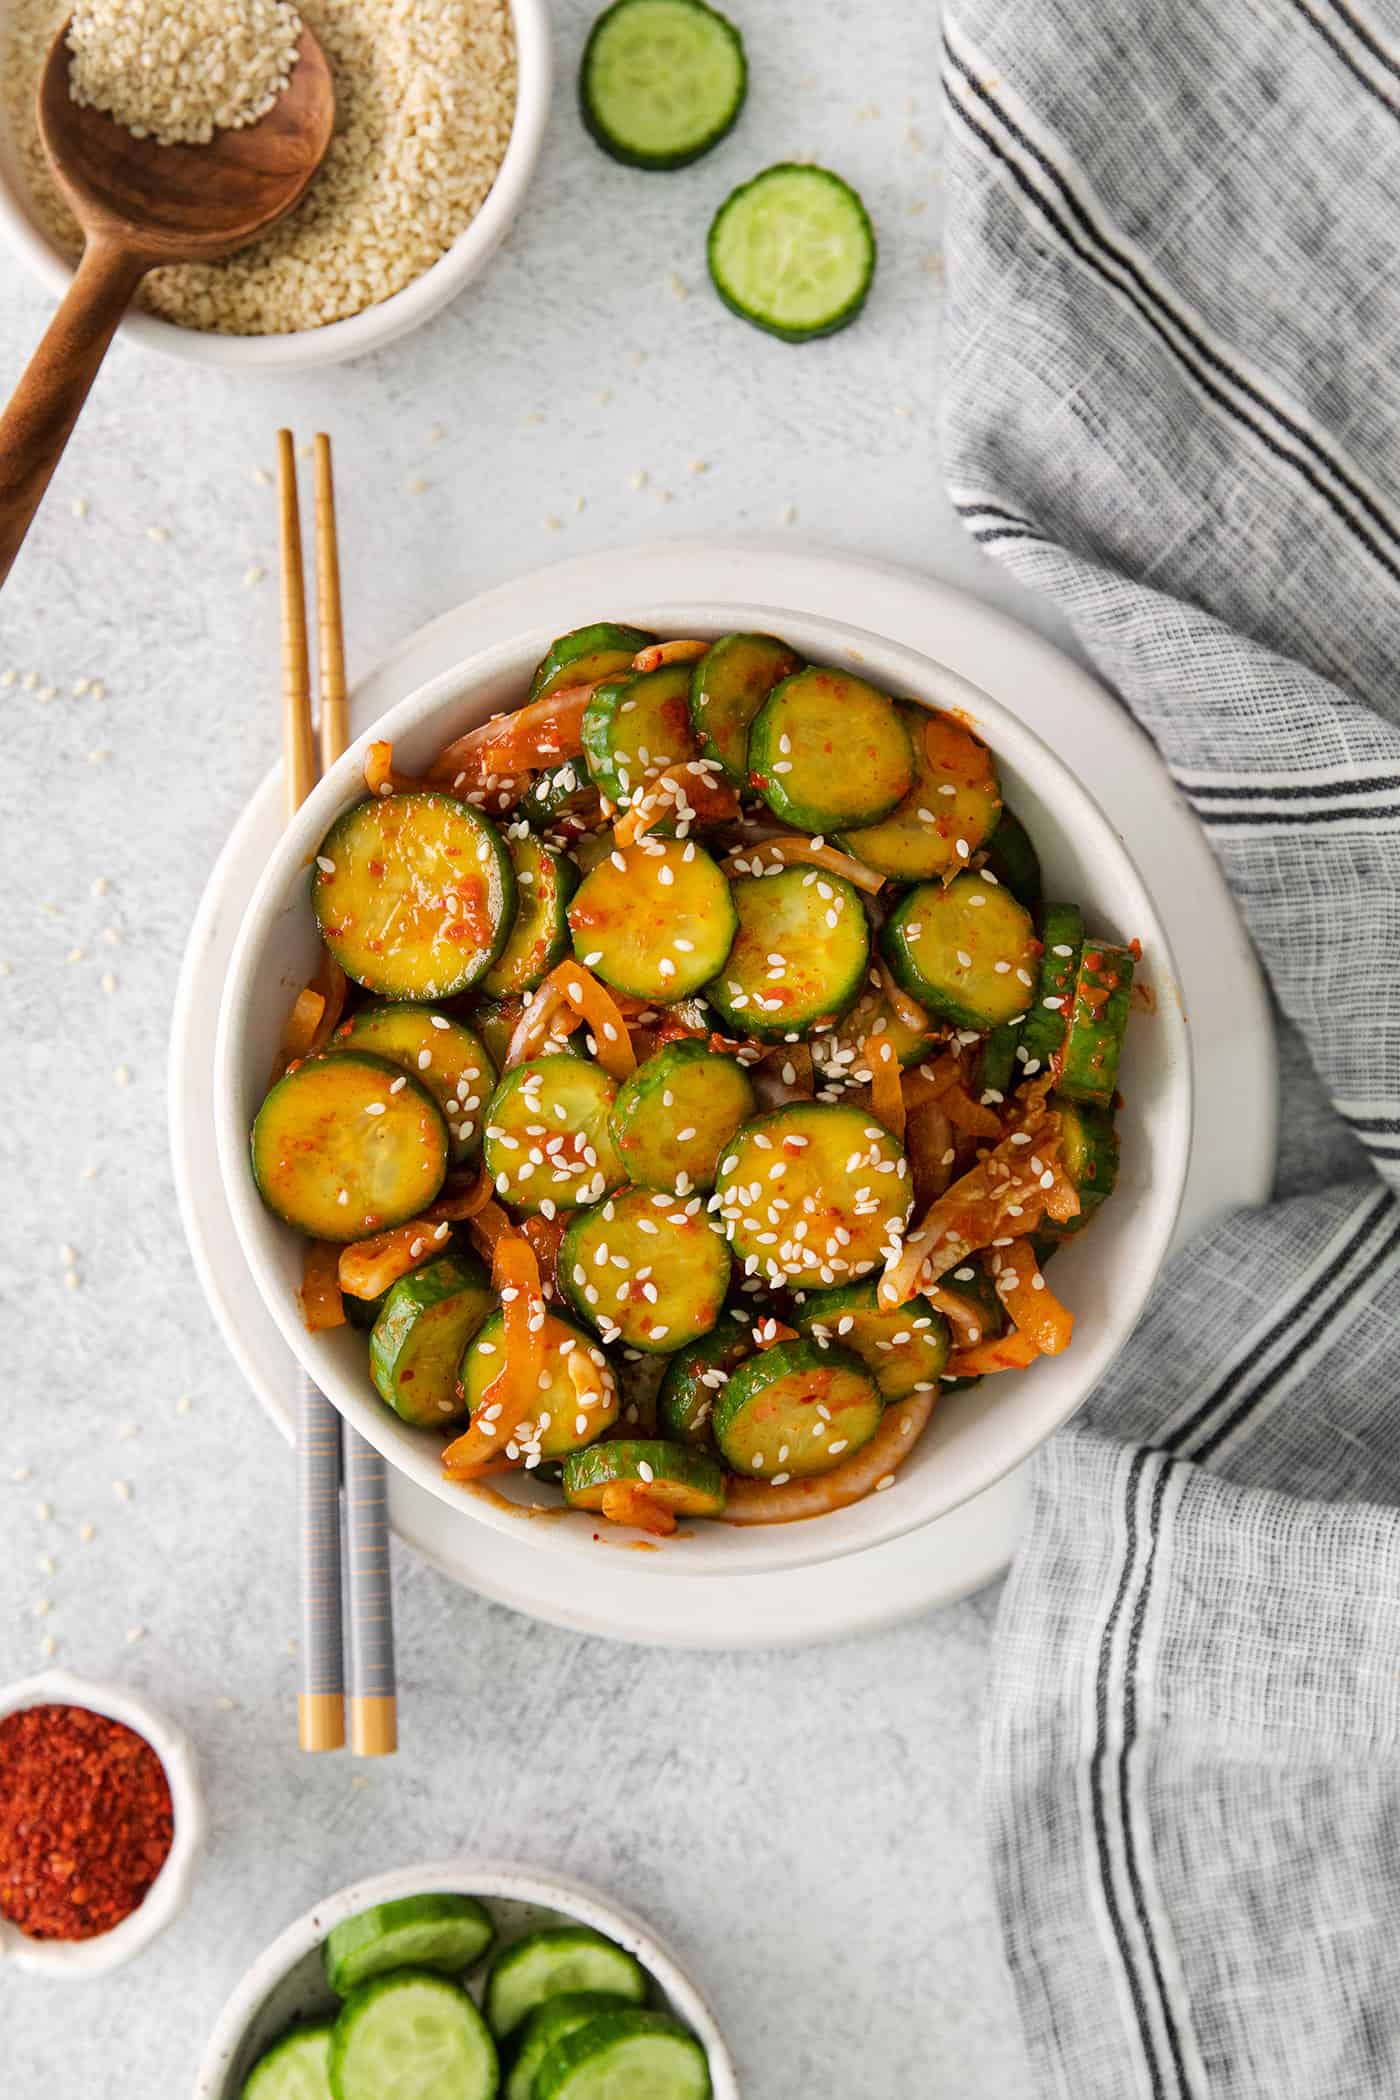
[0,236,148,589]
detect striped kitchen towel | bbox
[940,3,1400,2095]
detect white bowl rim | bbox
[213,600,1193,1577]
[0,0,552,368]
[193,1857,741,2098]
[0,1667,206,1977]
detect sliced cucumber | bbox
[483,836,577,998]
[251,1052,448,1243]
[506,1994,637,2100]
[978,1023,1019,1099]
[312,793,515,1001]
[581,0,746,170]
[823,976,940,1075]
[567,836,736,1002]
[333,1005,494,1167]
[656,1309,753,1446]
[242,2022,332,2100]
[560,1188,731,1352]
[688,632,801,785]
[344,1285,388,1331]
[704,866,869,1042]
[610,1040,757,1192]
[486,1929,647,2041]
[463,1308,619,1458]
[522,758,600,834]
[324,1893,495,1997]
[882,871,1037,1030]
[483,1055,623,1213]
[1019,902,1083,1071]
[713,1101,912,1285]
[369,1251,494,1428]
[837,705,1001,881]
[537,2010,710,2100]
[1058,943,1134,1105]
[571,827,618,875]
[794,1278,949,1399]
[714,1338,883,1478]
[748,667,913,831]
[982,807,1042,908]
[581,664,698,806]
[563,1439,726,1518]
[708,162,876,342]
[329,1971,497,2100]
[1051,1094,1120,1226]
[529,622,656,703]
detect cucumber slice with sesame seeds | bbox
[1048,1094,1120,1228]
[748,667,913,832]
[505,1994,640,2100]
[563,1440,727,1520]
[368,1250,494,1429]
[242,2021,333,2100]
[610,1040,757,1193]
[483,1055,623,1214]
[486,1930,648,2041]
[1018,903,1084,1071]
[324,1893,495,1998]
[821,977,941,1078]
[462,1308,620,1459]
[329,1971,497,2100]
[522,757,601,834]
[581,664,699,806]
[570,826,618,875]
[688,632,802,786]
[704,865,869,1042]
[982,806,1043,908]
[251,1052,449,1243]
[714,1338,883,1479]
[332,1005,495,1169]
[713,1101,912,1286]
[581,0,746,170]
[560,1187,731,1352]
[483,836,577,998]
[882,872,1037,1031]
[836,705,1002,882]
[1058,943,1135,1107]
[793,1278,949,1400]
[567,836,737,1003]
[708,162,875,343]
[656,1309,753,1447]
[313,793,516,1002]
[528,622,657,703]
[978,1022,1020,1101]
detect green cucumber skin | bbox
[982,808,1043,908]
[581,0,747,172]
[535,2010,712,2100]
[747,667,914,832]
[528,623,655,702]
[657,1310,753,1447]
[323,1894,495,1997]
[328,1971,498,2100]
[1047,1095,1121,1234]
[241,2021,333,2100]
[369,1253,493,1428]
[1019,903,1084,1067]
[881,875,1037,1032]
[713,1337,883,1478]
[486,1929,647,2040]
[688,632,802,785]
[505,1994,638,2100]
[580,664,696,806]
[562,1437,726,1511]
[703,866,870,1043]
[708,163,876,343]
[793,1278,949,1400]
[609,1039,757,1193]
[522,758,597,830]
[979,1023,1019,1099]
[483,837,577,998]
[1058,943,1135,1105]
[251,1051,449,1244]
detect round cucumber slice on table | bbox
[462,1308,620,1457]
[486,1928,647,2041]
[708,162,876,342]
[704,865,870,1042]
[537,2009,712,2100]
[329,1971,498,2100]
[483,836,577,998]
[506,1993,639,2100]
[324,1892,495,1997]
[563,1439,727,1521]
[837,705,1002,882]
[529,622,656,702]
[581,0,746,170]
[882,871,1038,1031]
[560,1186,731,1352]
[657,1308,753,1446]
[713,1100,912,1285]
[794,1277,950,1399]
[610,1039,757,1192]
[242,2021,333,2100]
[688,631,801,785]
[483,1054,624,1213]
[312,792,515,1001]
[714,1337,884,1478]
[251,1052,448,1242]
[748,666,913,831]
[567,836,737,1003]
[369,1250,495,1428]
[332,1005,495,1167]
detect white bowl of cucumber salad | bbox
[214,604,1192,1578]
[195,1860,738,2100]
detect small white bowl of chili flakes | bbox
[0,1668,206,1978]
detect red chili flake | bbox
[0,1705,174,1940]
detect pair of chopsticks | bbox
[279,429,397,1760]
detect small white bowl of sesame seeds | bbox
[212,603,1193,1580]
[0,0,551,366]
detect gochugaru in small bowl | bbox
[236,618,1158,1545]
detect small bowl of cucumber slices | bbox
[216,605,1191,1576]
[195,1861,737,2100]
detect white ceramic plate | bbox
[170,541,1276,1645]
[193,1859,738,2099]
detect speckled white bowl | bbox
[0,1668,206,1978]
[194,1860,740,2099]
[214,603,1193,1578]
[0,0,551,368]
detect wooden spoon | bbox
[0,22,335,589]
